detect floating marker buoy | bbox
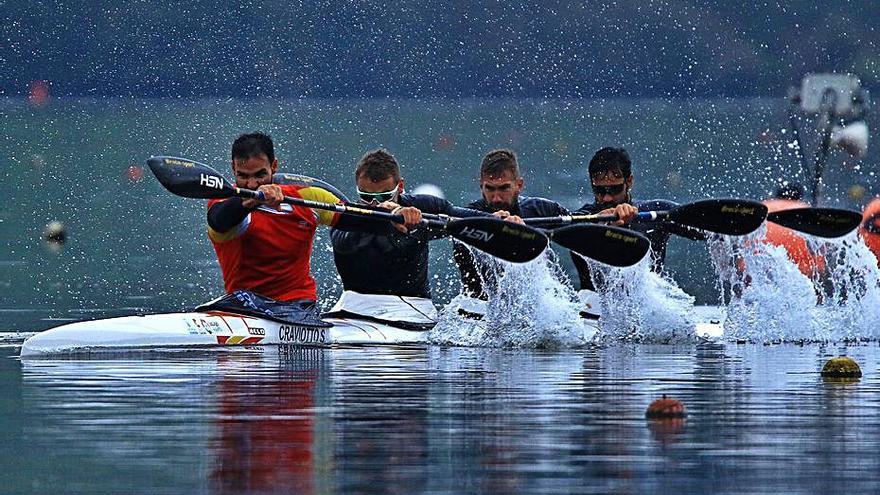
[43,221,66,252]
[645,394,687,419]
[848,184,866,201]
[29,80,50,106]
[433,133,455,151]
[125,164,145,183]
[821,356,862,379]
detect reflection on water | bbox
[6,344,880,494]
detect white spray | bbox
[583,253,699,344]
[429,246,589,348]
[708,227,880,342]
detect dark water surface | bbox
[4,343,879,494]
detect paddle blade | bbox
[273,173,351,202]
[147,156,235,199]
[768,207,862,238]
[446,217,549,263]
[550,224,650,267]
[667,198,768,236]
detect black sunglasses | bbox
[591,183,626,196]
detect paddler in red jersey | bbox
[860,197,880,267]
[196,132,422,325]
[762,183,826,276]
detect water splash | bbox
[583,255,699,344]
[429,248,590,349]
[708,227,880,342]
[809,233,880,341]
[708,228,818,341]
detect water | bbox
[4,343,880,494]
[6,97,880,492]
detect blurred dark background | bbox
[3,1,878,98]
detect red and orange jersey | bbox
[207,184,343,302]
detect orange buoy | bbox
[433,133,456,151]
[860,198,880,268]
[645,394,687,419]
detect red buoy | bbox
[125,165,145,183]
[646,394,687,419]
[29,80,50,106]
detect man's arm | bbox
[299,185,406,233]
[207,197,251,233]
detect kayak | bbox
[19,291,724,357]
[19,291,436,357]
[18,311,430,357]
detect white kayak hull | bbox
[19,311,428,357]
[19,302,726,357]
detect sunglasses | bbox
[356,186,399,204]
[591,183,627,196]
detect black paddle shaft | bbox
[523,199,768,237]
[147,156,549,262]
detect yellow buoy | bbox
[821,356,862,379]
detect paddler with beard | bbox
[452,149,569,299]
[571,147,705,291]
[197,133,423,325]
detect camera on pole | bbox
[787,73,870,206]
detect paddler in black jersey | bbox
[452,149,570,299]
[328,149,483,327]
[572,147,705,291]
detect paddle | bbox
[524,198,769,236]
[417,210,652,267]
[273,172,350,202]
[146,156,549,263]
[547,224,651,267]
[767,207,862,238]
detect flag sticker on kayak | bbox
[216,335,263,345]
